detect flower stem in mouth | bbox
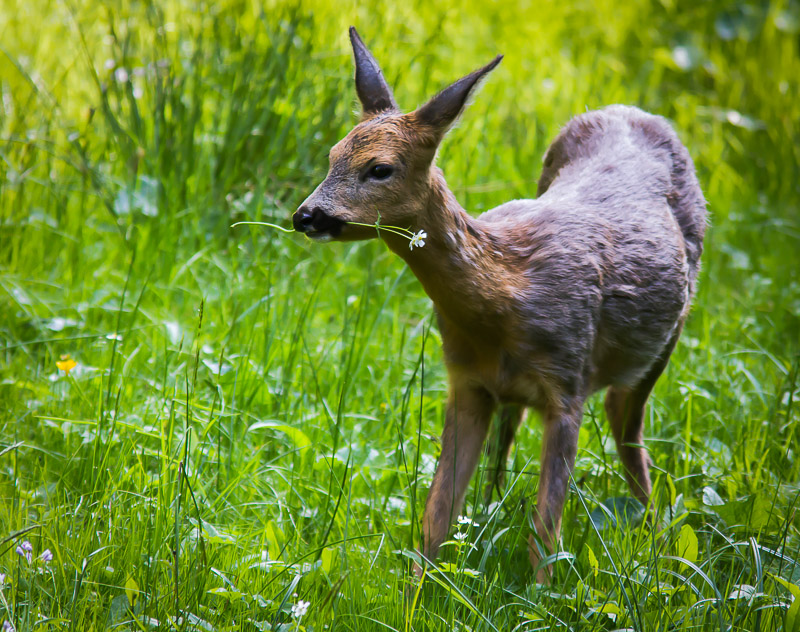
[347,220,427,250]
[231,219,427,249]
[230,221,295,233]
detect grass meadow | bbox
[1,0,799,629]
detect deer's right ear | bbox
[349,27,398,117]
[412,55,503,141]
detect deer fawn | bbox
[293,28,706,581]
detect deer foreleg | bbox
[419,384,494,572]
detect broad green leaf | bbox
[107,594,129,627]
[207,587,245,599]
[586,544,599,578]
[266,521,284,561]
[247,420,311,452]
[716,494,780,529]
[321,547,335,574]
[702,486,725,507]
[592,602,622,622]
[728,584,758,603]
[520,610,546,623]
[125,575,139,607]
[677,523,698,564]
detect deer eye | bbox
[368,164,393,180]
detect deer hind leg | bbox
[604,386,652,507]
[529,398,584,583]
[418,384,495,575]
[605,328,683,510]
[483,404,525,505]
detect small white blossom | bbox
[457,515,477,527]
[453,531,468,541]
[409,230,427,250]
[3,620,15,631]
[0,573,6,585]
[115,67,129,83]
[291,600,310,618]
[40,549,53,563]
[104,59,116,70]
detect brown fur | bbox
[293,28,707,582]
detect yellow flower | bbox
[56,355,77,376]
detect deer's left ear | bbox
[413,55,503,139]
[349,27,398,117]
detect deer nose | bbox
[293,205,345,237]
[292,205,317,232]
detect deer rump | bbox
[477,105,706,397]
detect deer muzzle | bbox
[292,205,345,239]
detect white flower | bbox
[0,573,6,585]
[408,230,427,250]
[457,515,477,527]
[115,67,129,83]
[453,531,468,541]
[40,549,53,563]
[3,620,15,631]
[291,600,310,618]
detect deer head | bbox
[292,27,502,243]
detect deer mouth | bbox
[305,221,345,240]
[292,206,346,239]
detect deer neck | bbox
[384,169,515,339]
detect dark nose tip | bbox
[292,205,316,232]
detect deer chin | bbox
[300,214,347,242]
[306,231,333,242]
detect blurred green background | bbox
[1,0,799,630]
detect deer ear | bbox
[413,55,503,137]
[349,27,398,116]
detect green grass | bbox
[1,0,799,629]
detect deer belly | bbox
[497,375,549,408]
